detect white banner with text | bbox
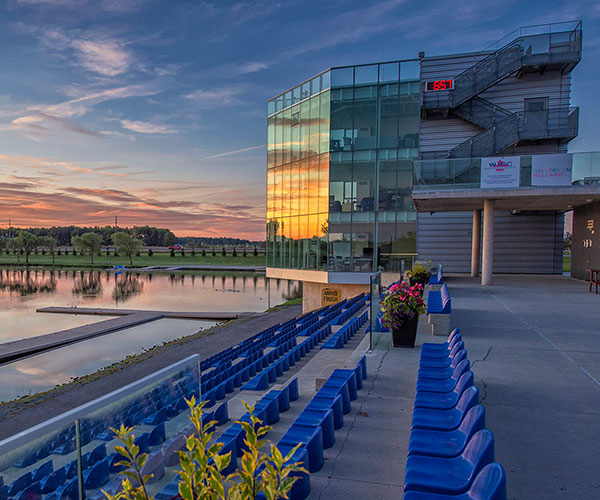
[480,156,520,188]
[531,153,572,186]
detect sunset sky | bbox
[0,0,598,239]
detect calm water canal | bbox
[0,267,297,402]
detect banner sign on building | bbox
[480,156,520,188]
[531,153,572,186]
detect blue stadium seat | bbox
[411,386,479,431]
[409,405,486,458]
[404,430,495,495]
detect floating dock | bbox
[0,308,247,365]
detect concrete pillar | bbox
[471,209,481,278]
[482,199,495,286]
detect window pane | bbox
[318,153,329,214]
[319,90,330,154]
[310,76,321,95]
[379,62,399,83]
[267,169,274,219]
[299,158,309,215]
[309,96,320,157]
[400,60,420,80]
[282,164,290,217]
[321,71,331,90]
[330,88,354,152]
[331,67,353,87]
[379,85,399,149]
[283,107,292,164]
[353,152,376,213]
[300,100,310,159]
[275,112,283,166]
[309,155,319,213]
[355,64,378,85]
[290,162,299,217]
[301,82,311,100]
[284,91,292,109]
[274,167,282,218]
[291,104,300,162]
[267,116,275,169]
[353,86,377,150]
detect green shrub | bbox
[104,398,304,500]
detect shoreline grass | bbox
[0,252,266,268]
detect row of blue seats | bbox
[429,264,444,285]
[276,355,368,500]
[403,329,507,500]
[199,300,350,396]
[242,325,332,391]
[321,309,368,349]
[331,294,367,325]
[427,283,451,315]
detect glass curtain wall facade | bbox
[267,61,420,274]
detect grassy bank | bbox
[0,252,266,268]
[563,254,571,273]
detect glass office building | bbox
[266,60,421,276]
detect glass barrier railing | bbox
[413,152,600,191]
[0,355,200,500]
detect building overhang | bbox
[412,186,600,212]
[266,268,373,285]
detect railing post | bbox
[75,419,84,500]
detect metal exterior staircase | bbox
[422,22,582,158]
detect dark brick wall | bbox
[571,201,600,280]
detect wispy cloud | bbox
[71,38,131,77]
[200,145,266,161]
[184,87,244,107]
[239,61,269,75]
[119,119,178,134]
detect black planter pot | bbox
[391,316,419,348]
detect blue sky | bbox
[0,0,598,238]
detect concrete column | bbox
[482,199,495,286]
[471,209,482,278]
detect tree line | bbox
[0,226,265,247]
[0,231,142,265]
[0,225,177,247]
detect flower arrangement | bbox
[406,260,432,285]
[381,281,427,330]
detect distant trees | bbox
[15,231,38,265]
[112,232,143,266]
[72,232,103,264]
[38,236,58,264]
[15,225,177,247]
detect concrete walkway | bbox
[309,274,600,499]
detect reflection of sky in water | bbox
[0,268,297,342]
[0,318,214,402]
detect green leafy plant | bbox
[406,260,431,283]
[103,398,304,500]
